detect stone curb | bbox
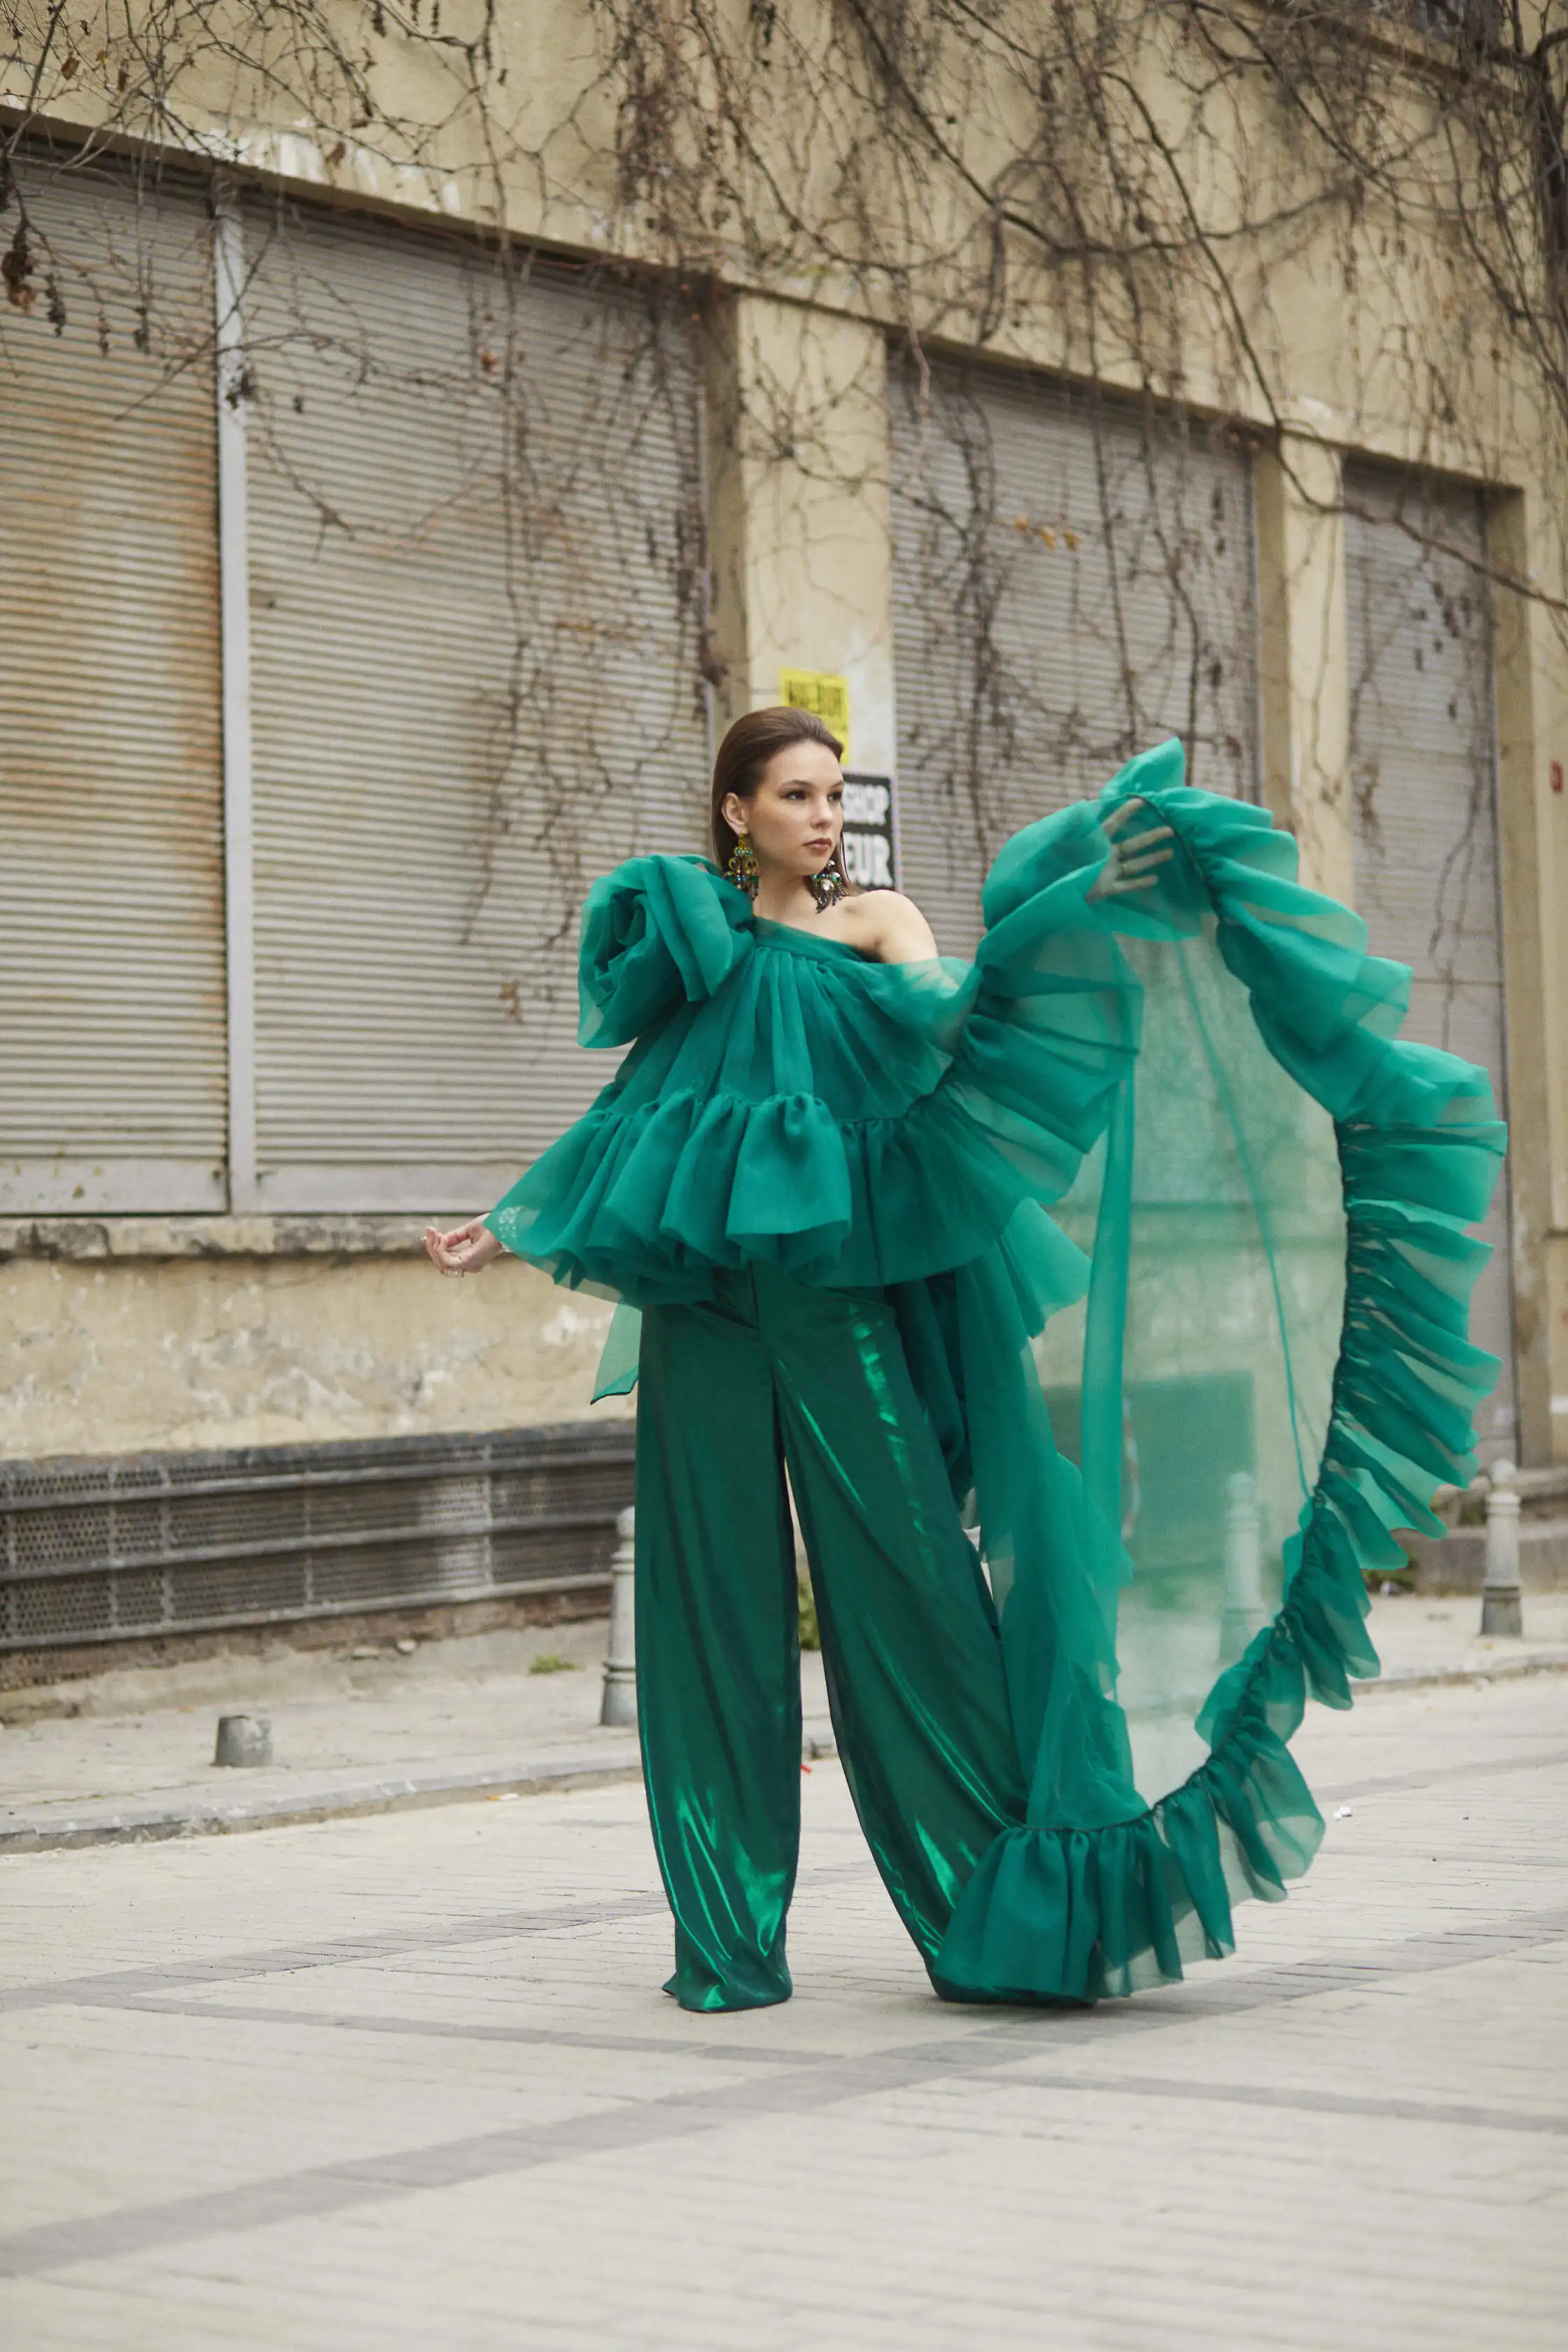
[0,1743,643,1854]
[0,1718,844,1855]
[1366,1653,1568,1696]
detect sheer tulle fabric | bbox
[486,741,1505,1999]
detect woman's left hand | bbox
[423,1219,504,1275]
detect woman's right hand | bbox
[423,1218,504,1275]
[1087,797,1175,900]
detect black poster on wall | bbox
[840,773,899,891]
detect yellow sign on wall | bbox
[779,668,850,764]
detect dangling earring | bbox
[725,831,760,899]
[808,860,848,911]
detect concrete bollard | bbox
[1480,1457,1523,1638]
[214,1714,272,1767]
[1219,1471,1267,1664]
[600,1505,637,1728]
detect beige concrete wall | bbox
[1548,1236,1568,1466]
[1254,436,1354,905]
[0,1241,624,1462]
[1491,491,1568,1464]
[707,296,896,774]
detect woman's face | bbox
[724,741,844,878]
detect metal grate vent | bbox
[0,1423,634,1652]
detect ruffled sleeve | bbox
[979,794,1115,929]
[936,795,1142,1204]
[578,856,752,1048]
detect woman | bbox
[426,706,1503,2014]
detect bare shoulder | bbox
[836,889,939,962]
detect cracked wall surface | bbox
[0,1254,624,1462]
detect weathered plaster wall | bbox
[1254,436,1355,906]
[707,298,897,775]
[0,1242,624,1461]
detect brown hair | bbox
[708,705,847,882]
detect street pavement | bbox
[1,1668,1566,2349]
[4,1592,1565,1854]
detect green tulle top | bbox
[485,781,1133,1315]
[486,739,1506,2004]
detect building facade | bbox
[2,4,1565,1666]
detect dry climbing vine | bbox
[4,0,1567,920]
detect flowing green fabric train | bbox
[928,744,1506,1998]
[485,739,1506,2005]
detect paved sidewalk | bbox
[1371,1588,1568,1684]
[0,1618,838,1851]
[2,1592,1564,1854]
[2,1672,1565,2348]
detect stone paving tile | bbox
[1,1676,1565,2348]
[0,1640,834,1849]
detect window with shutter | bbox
[0,162,227,1212]
[235,197,710,1212]
[890,354,1259,952]
[1344,461,1517,1451]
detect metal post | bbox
[600,1505,637,1727]
[1480,1457,1523,1637]
[1219,1471,1267,1662]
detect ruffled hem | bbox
[487,1076,1105,1301]
[931,743,1505,2003]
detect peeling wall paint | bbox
[0,1254,626,1460]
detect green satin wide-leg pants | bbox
[635,1266,1027,2012]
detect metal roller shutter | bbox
[0,161,226,1212]
[890,354,1259,953]
[1343,462,1517,1454]
[236,197,709,1211]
